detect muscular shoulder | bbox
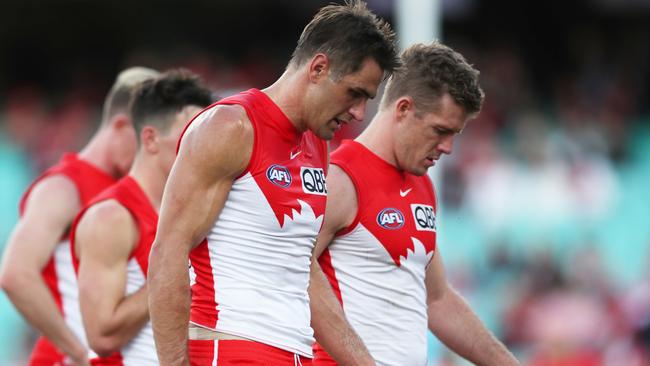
[178,104,254,179]
[76,200,138,258]
[22,174,81,223]
[327,165,356,206]
[81,200,133,229]
[326,165,358,230]
[313,165,358,257]
[183,104,252,148]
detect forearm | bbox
[2,271,87,358]
[309,262,374,366]
[148,244,191,365]
[86,286,150,354]
[428,287,519,366]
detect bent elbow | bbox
[0,268,28,295]
[0,271,13,293]
[88,336,121,358]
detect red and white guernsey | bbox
[315,141,437,366]
[70,176,159,365]
[19,153,116,365]
[185,89,328,357]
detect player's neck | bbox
[128,154,165,212]
[356,113,397,168]
[261,68,308,132]
[78,129,121,178]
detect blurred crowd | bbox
[1,2,650,365]
[425,32,650,365]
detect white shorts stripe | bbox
[212,340,218,366]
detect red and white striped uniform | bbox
[185,89,328,358]
[70,176,159,365]
[314,141,437,366]
[19,153,116,365]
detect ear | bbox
[394,96,415,122]
[108,113,132,130]
[308,53,330,83]
[140,126,159,154]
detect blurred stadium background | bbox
[1,0,649,364]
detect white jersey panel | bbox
[330,224,433,366]
[54,240,89,348]
[203,172,321,357]
[121,258,158,365]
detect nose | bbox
[438,135,454,155]
[348,99,367,123]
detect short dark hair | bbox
[130,69,213,135]
[290,0,399,79]
[381,42,484,115]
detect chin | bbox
[413,170,427,176]
[409,166,428,176]
[315,129,335,141]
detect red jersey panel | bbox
[184,89,328,358]
[314,140,437,366]
[70,176,159,365]
[19,153,116,366]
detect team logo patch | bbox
[301,167,327,195]
[266,164,292,188]
[411,204,436,232]
[377,208,405,230]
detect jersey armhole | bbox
[20,169,81,214]
[233,103,259,180]
[424,175,437,213]
[332,161,362,237]
[423,175,438,259]
[70,198,141,274]
[119,203,144,261]
[21,171,82,245]
[69,199,100,274]
[176,102,258,181]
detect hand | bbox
[64,349,90,366]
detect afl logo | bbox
[266,164,292,188]
[377,208,405,230]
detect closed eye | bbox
[349,88,372,100]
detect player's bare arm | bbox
[148,104,253,366]
[425,251,520,366]
[0,175,89,366]
[309,164,375,366]
[75,199,148,357]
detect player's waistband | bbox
[189,324,249,341]
[189,339,313,365]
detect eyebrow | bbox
[438,126,463,134]
[353,87,374,100]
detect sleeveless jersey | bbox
[184,89,328,357]
[19,153,116,365]
[70,176,159,365]
[314,141,437,366]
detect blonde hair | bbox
[101,66,160,124]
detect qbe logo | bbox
[410,204,436,232]
[266,164,292,188]
[377,208,405,230]
[301,167,327,195]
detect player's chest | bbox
[359,188,437,266]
